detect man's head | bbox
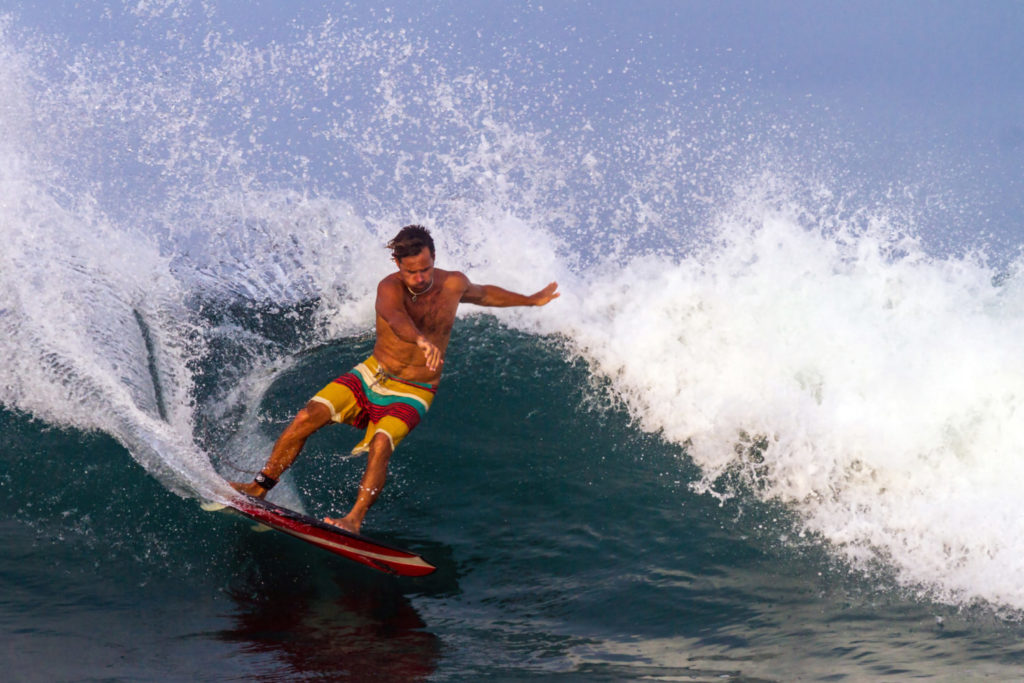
[388,224,435,261]
[389,225,435,293]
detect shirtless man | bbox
[232,224,559,533]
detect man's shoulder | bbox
[439,269,470,287]
[442,268,468,282]
[378,272,403,288]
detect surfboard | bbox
[207,493,436,577]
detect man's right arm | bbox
[375,279,443,371]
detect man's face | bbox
[395,246,435,292]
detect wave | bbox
[530,204,1024,610]
[1,3,1023,616]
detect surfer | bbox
[231,224,559,533]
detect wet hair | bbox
[387,224,435,260]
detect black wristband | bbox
[253,471,278,491]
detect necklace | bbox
[406,277,434,302]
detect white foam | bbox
[515,196,1024,609]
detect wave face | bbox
[3,3,1024,678]
[543,210,1024,609]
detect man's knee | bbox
[287,400,333,436]
[368,432,394,459]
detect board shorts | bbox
[310,355,436,455]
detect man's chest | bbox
[406,298,458,334]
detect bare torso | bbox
[373,268,468,386]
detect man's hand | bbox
[417,336,443,372]
[530,282,560,306]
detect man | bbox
[232,224,559,533]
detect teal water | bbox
[5,321,1024,681]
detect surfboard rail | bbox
[221,493,436,577]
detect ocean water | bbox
[3,1,1024,680]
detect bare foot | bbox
[230,481,268,498]
[323,516,361,534]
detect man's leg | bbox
[232,400,333,497]
[324,431,393,534]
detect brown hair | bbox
[387,224,435,260]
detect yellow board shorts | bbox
[310,356,436,454]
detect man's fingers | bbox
[419,340,442,371]
[533,281,560,305]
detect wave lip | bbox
[542,206,1024,610]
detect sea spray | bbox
[501,193,1024,609]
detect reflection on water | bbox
[219,558,441,682]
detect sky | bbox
[2,1,1022,254]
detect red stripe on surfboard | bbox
[230,495,436,577]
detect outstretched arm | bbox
[460,280,560,307]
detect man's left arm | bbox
[460,280,560,307]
